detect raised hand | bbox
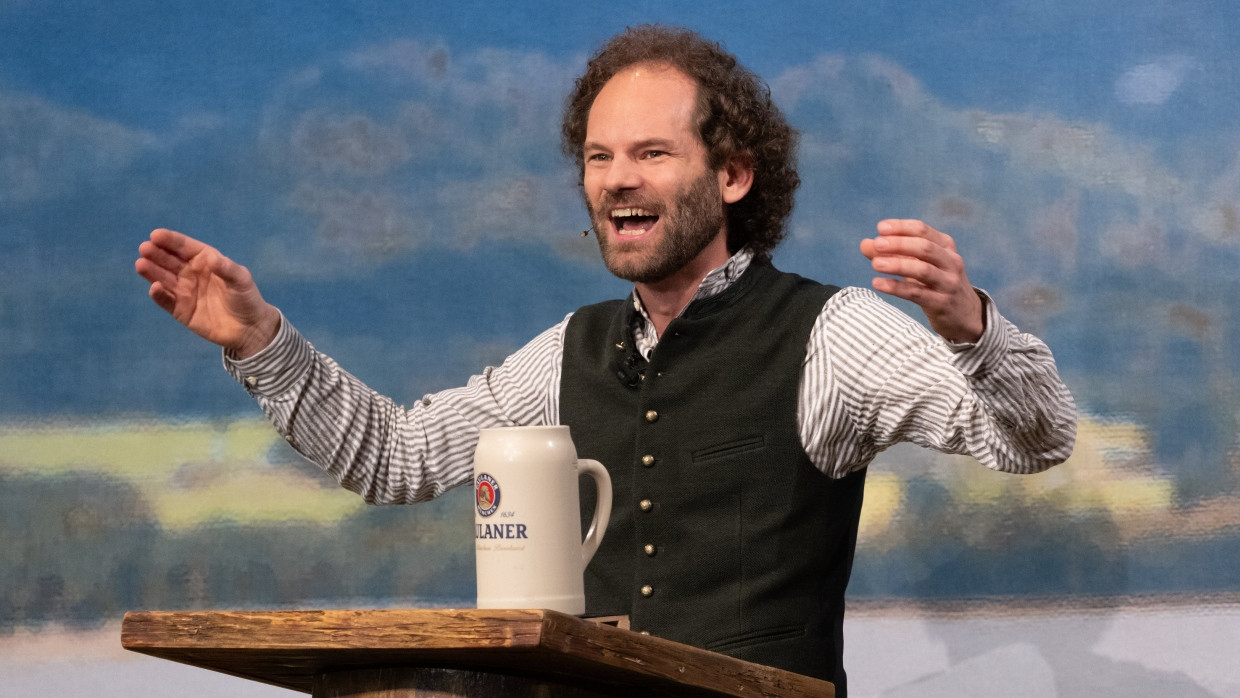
[860,219,985,343]
[135,228,281,359]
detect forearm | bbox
[810,288,1076,476]
[946,303,1077,473]
[224,315,565,503]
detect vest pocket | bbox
[704,623,805,652]
[691,435,766,463]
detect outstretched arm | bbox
[135,228,281,359]
[860,219,984,344]
[802,287,1077,478]
[136,228,567,504]
[803,219,1076,476]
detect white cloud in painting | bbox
[256,40,585,274]
[966,111,1185,205]
[344,39,578,134]
[290,111,413,176]
[766,51,1240,293]
[0,90,155,204]
[256,43,1233,280]
[1189,149,1240,244]
[286,183,427,256]
[434,175,588,252]
[1114,55,1196,106]
[774,54,1185,208]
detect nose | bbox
[598,154,642,194]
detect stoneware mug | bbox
[473,425,612,614]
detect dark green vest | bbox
[561,263,864,693]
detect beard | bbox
[587,170,726,284]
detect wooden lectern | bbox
[122,608,833,697]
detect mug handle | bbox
[577,459,612,569]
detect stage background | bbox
[2,1,1237,695]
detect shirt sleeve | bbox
[223,312,568,504]
[798,287,1077,478]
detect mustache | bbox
[590,192,665,216]
[581,192,667,236]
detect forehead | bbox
[585,62,701,147]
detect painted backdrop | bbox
[2,1,1238,695]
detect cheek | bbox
[577,176,595,201]
[582,167,605,193]
[581,180,604,210]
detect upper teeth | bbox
[611,208,655,218]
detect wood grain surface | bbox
[121,608,833,697]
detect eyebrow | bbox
[583,137,679,154]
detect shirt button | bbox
[245,376,258,388]
[640,585,654,598]
[645,410,659,423]
[641,454,655,467]
[639,499,653,512]
[644,544,657,557]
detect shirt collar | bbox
[631,246,754,316]
[630,246,754,355]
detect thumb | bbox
[859,238,877,260]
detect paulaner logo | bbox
[476,522,528,539]
[475,473,500,517]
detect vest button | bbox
[641,454,655,467]
[640,630,651,636]
[644,410,659,423]
[644,543,657,557]
[639,499,653,512]
[640,585,654,597]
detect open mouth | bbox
[610,207,660,236]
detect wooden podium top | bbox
[122,608,833,697]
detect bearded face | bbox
[586,168,726,284]
[581,63,748,286]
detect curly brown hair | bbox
[561,25,800,265]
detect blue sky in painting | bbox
[2,0,1240,504]
[5,1,1235,134]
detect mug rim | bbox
[478,424,569,433]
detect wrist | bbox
[935,290,986,344]
[231,308,282,360]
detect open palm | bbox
[135,228,280,357]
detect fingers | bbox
[864,219,963,291]
[860,220,936,260]
[859,237,878,260]
[137,229,209,318]
[137,229,197,285]
[870,275,935,304]
[147,281,177,314]
[136,240,184,278]
[876,219,956,250]
[872,220,956,263]
[137,228,249,289]
[860,219,984,342]
[135,256,177,291]
[148,228,207,261]
[870,252,956,293]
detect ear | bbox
[717,154,755,205]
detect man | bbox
[135,25,1075,696]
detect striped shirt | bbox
[225,249,1076,505]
